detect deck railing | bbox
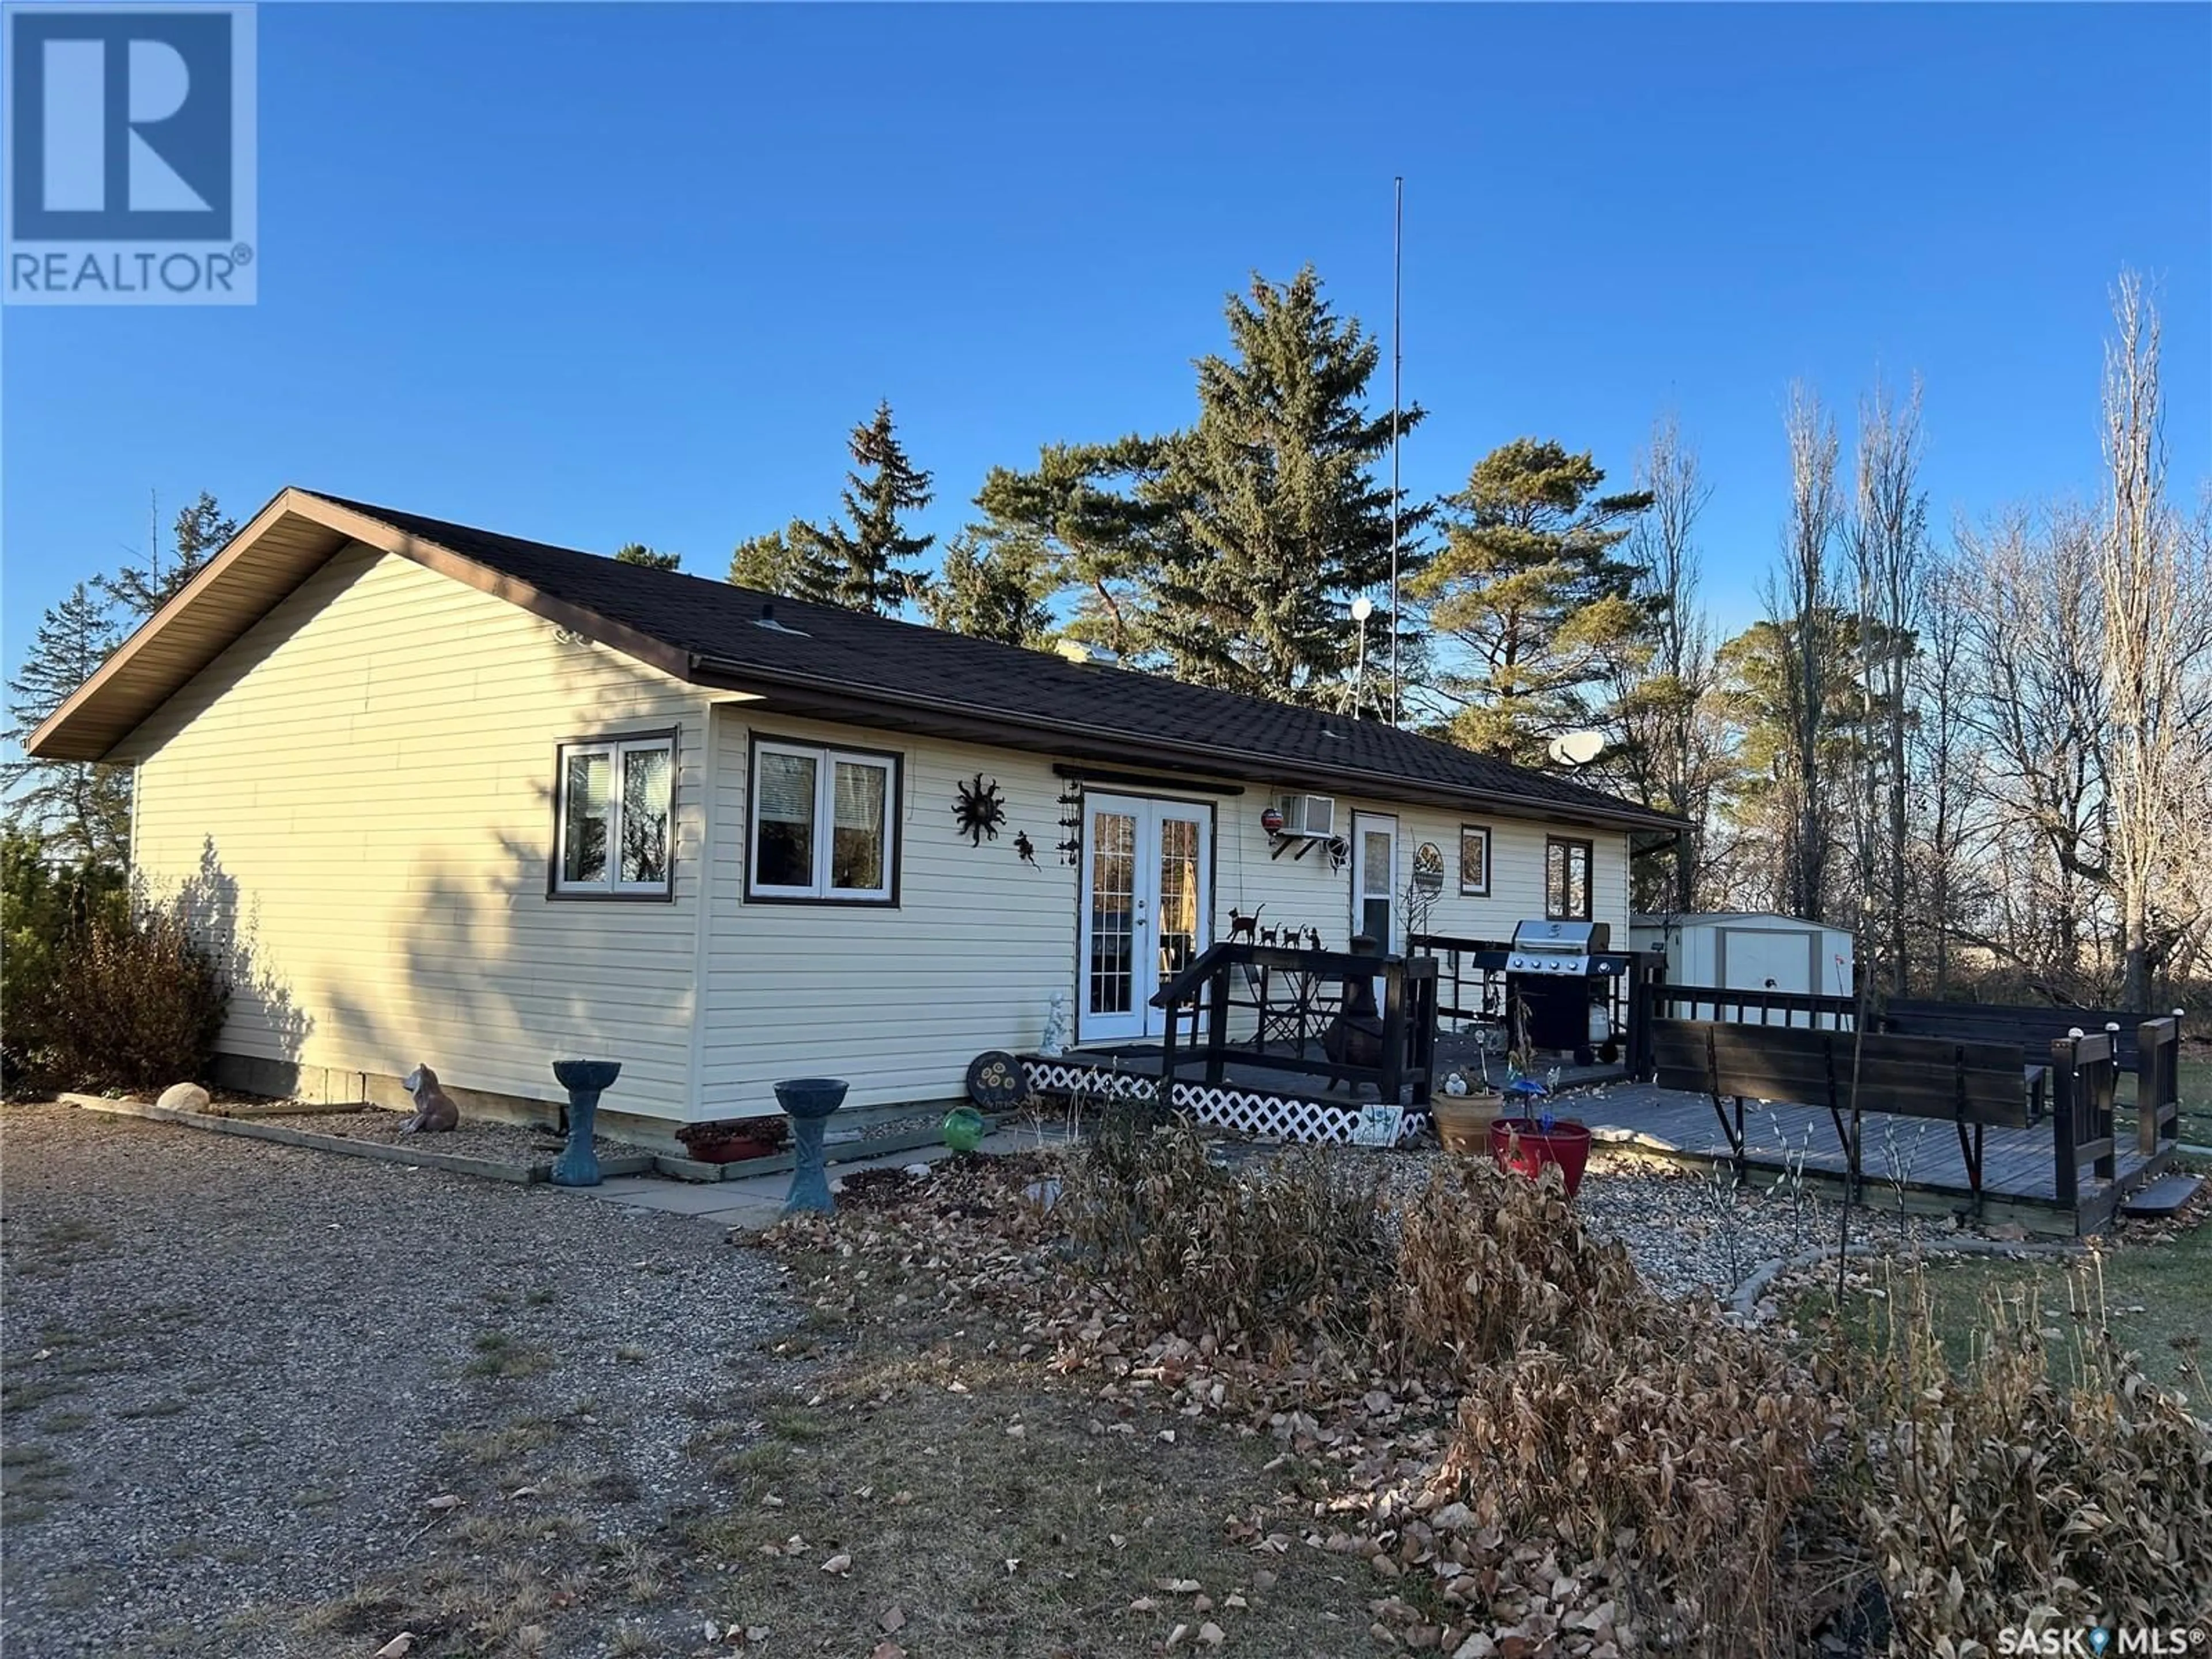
[1149,940,1438,1105]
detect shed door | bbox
[1715,927,1819,995]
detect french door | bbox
[1078,793,1212,1043]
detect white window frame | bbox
[552,731,677,899]
[746,738,899,904]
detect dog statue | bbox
[400,1064,460,1134]
[1227,905,1264,942]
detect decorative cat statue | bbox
[1038,991,1074,1058]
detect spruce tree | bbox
[728,403,933,615]
[612,542,681,571]
[100,491,237,619]
[1,583,130,868]
[1139,267,1425,705]
[1415,439,1654,763]
[816,400,934,613]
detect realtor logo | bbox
[5,3,256,304]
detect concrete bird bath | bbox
[550,1058,621,1187]
[774,1077,849,1214]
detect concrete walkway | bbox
[550,1123,1073,1229]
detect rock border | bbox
[1728,1233,2091,1320]
[56,1093,656,1184]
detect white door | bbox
[1078,793,1212,1043]
[1350,811,1398,953]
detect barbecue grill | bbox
[1473,920,1636,1059]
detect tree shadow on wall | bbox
[168,836,314,1066]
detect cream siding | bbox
[697,717,1633,1111]
[698,713,1077,1115]
[122,543,711,1117]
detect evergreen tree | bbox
[728,403,933,614]
[1414,439,1654,763]
[729,520,827,599]
[816,401,934,613]
[918,527,1056,647]
[100,491,237,619]
[1139,267,1426,705]
[974,439,1166,658]
[612,542,681,571]
[2,583,130,868]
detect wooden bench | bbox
[1884,998,2182,1075]
[1649,1017,2035,1205]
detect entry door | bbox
[1078,793,1212,1042]
[1350,811,1399,952]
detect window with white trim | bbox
[554,733,676,897]
[747,738,898,903]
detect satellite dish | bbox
[1548,730,1605,767]
[1350,596,1376,622]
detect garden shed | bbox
[1629,912,1855,1000]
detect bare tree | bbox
[1850,375,1928,994]
[1955,504,2109,993]
[2099,275,2209,1006]
[1771,384,1842,922]
[1910,554,1978,997]
[1613,414,1725,911]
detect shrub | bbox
[1841,1264,2212,1639]
[1376,1158,1644,1373]
[1062,1113,1391,1359]
[40,906,229,1090]
[1,833,127,1087]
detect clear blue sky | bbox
[5,3,2208,680]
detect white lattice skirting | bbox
[1021,1058,1431,1149]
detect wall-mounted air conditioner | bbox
[1276,793,1336,838]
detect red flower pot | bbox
[1489,1116,1593,1199]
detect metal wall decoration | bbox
[952,772,1007,846]
[1404,842,1446,937]
[1014,831,1039,866]
[1054,781,1084,866]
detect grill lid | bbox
[1506,919,1612,974]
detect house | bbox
[29,488,1680,1138]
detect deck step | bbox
[2120,1173,2203,1217]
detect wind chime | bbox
[1054,781,1084,867]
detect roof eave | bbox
[687,654,1684,834]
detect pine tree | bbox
[612,543,681,571]
[974,439,1167,658]
[918,527,1056,647]
[729,518,836,602]
[1,584,130,868]
[1139,267,1425,705]
[100,491,238,619]
[1414,439,1654,763]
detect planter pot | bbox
[676,1117,790,1165]
[1489,1116,1593,1199]
[1430,1092,1506,1155]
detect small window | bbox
[1546,836,1593,922]
[748,738,899,903]
[1459,825,1491,896]
[554,732,676,898]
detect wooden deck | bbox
[1576,1081,2169,1235]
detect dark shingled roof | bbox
[311,493,1680,832]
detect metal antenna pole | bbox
[1389,176,1403,725]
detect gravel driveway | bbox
[1,1102,800,1658]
